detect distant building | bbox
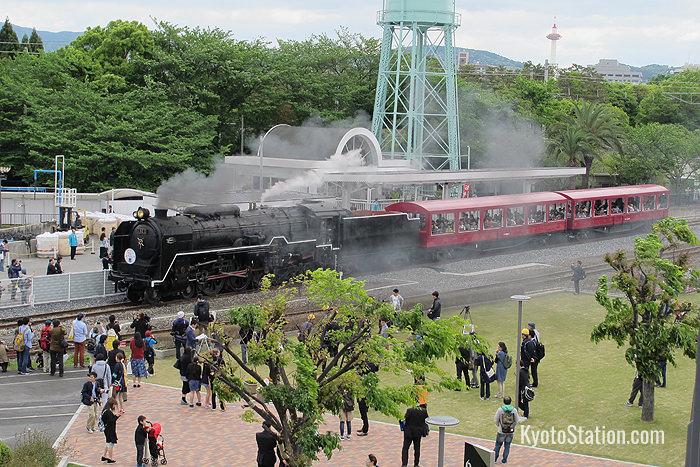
[592,59,643,83]
[670,63,700,74]
[457,50,469,66]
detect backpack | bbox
[198,305,210,323]
[500,409,516,434]
[522,385,536,402]
[536,342,546,361]
[503,353,513,369]
[40,328,51,351]
[13,332,25,352]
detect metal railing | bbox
[0,212,56,226]
[0,269,124,310]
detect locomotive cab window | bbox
[627,196,641,212]
[483,209,503,229]
[459,211,479,232]
[506,207,525,226]
[548,203,566,221]
[575,201,592,219]
[431,213,455,235]
[643,196,656,211]
[528,205,546,224]
[594,199,609,217]
[415,214,427,232]
[611,197,624,214]
[658,194,669,209]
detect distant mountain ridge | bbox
[12,24,82,52]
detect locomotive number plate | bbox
[124,248,137,264]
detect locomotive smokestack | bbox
[155,208,168,219]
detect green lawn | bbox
[146,292,695,467]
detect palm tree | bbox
[571,101,625,187]
[546,125,592,188]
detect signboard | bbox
[464,441,494,467]
[462,184,471,198]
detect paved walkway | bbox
[62,384,643,466]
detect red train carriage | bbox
[386,192,569,249]
[385,184,670,250]
[554,184,669,233]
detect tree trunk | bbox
[582,159,593,188]
[641,379,655,422]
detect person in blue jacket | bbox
[68,228,79,260]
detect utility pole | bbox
[240,115,245,155]
[0,166,9,227]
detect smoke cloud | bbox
[155,160,239,210]
[459,88,545,169]
[261,149,364,202]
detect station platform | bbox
[60,383,643,466]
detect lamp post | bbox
[686,329,700,466]
[0,166,10,227]
[257,124,290,195]
[511,295,531,408]
[425,415,459,467]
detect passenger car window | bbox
[643,196,656,211]
[483,209,503,229]
[575,201,591,219]
[431,213,455,235]
[658,194,668,208]
[528,205,546,224]
[459,211,480,232]
[548,203,565,221]
[594,199,609,216]
[611,198,624,214]
[507,207,525,226]
[627,197,640,212]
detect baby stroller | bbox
[143,422,167,465]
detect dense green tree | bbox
[637,87,684,125]
[0,17,19,58]
[545,125,592,187]
[626,123,700,197]
[20,34,29,52]
[28,28,43,53]
[592,217,700,422]
[216,269,484,466]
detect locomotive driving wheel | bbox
[144,287,162,305]
[200,271,225,296]
[225,268,251,292]
[181,282,197,299]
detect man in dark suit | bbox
[256,421,278,467]
[401,404,429,467]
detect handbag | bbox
[399,420,406,432]
[485,367,496,380]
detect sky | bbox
[5,0,700,66]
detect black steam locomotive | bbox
[110,203,419,303]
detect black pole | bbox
[686,330,700,466]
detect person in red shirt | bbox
[129,333,148,388]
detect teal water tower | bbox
[371,0,461,170]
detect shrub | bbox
[0,440,12,465]
[6,430,58,467]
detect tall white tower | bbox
[546,19,561,67]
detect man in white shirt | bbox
[72,313,89,368]
[389,288,404,311]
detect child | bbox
[144,330,157,375]
[146,420,162,464]
[186,355,202,407]
[134,415,149,467]
[0,339,9,372]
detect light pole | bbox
[686,329,700,466]
[257,124,290,195]
[0,166,10,227]
[511,294,531,408]
[425,415,459,467]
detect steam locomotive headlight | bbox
[134,208,150,220]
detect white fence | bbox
[0,269,124,310]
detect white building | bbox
[592,59,643,83]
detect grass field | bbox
[143,292,695,467]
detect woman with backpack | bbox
[143,330,157,375]
[129,332,148,388]
[495,342,510,399]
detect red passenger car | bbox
[555,185,670,232]
[386,192,569,249]
[385,185,670,250]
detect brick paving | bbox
[62,383,644,466]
